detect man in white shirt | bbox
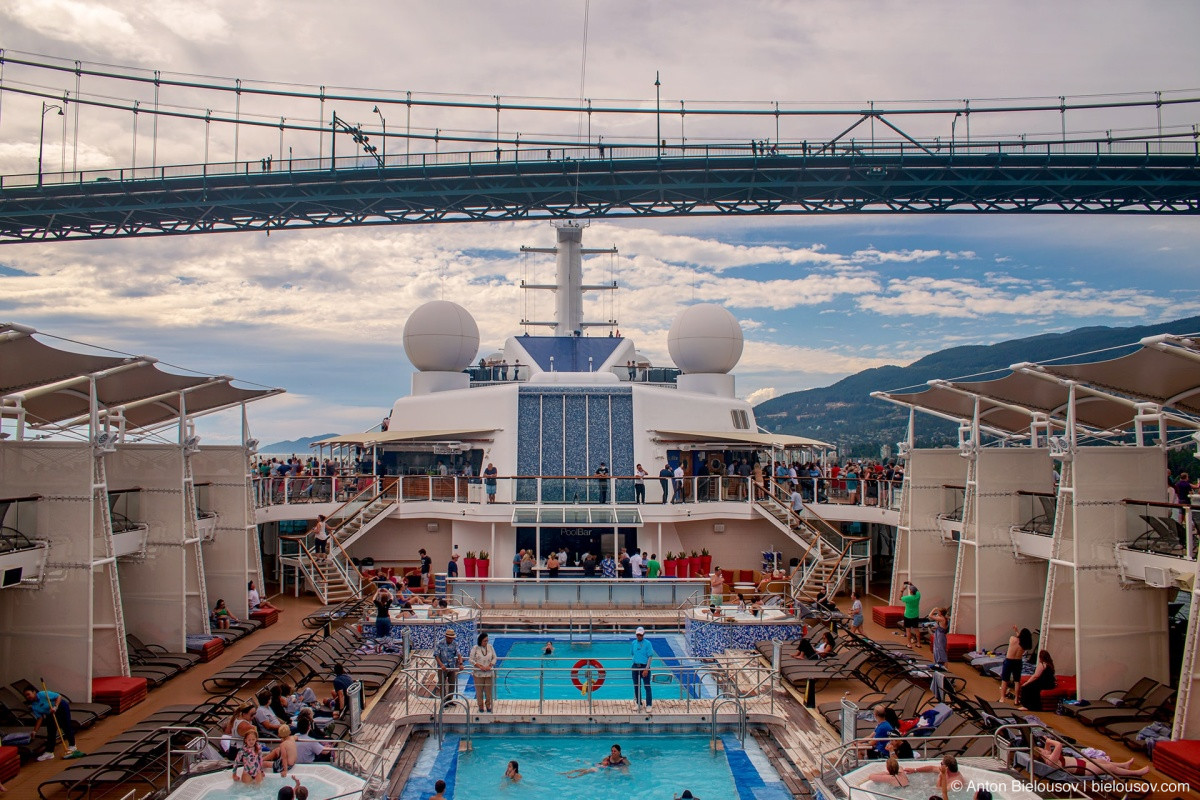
[672,464,685,503]
[790,487,804,515]
[630,549,643,578]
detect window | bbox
[731,409,751,430]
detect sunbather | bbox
[1036,738,1150,778]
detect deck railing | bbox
[252,473,903,510]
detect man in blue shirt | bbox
[330,663,354,716]
[601,553,616,578]
[25,687,77,757]
[630,627,655,711]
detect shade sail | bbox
[653,429,830,448]
[315,429,499,446]
[948,372,1141,432]
[1038,345,1200,418]
[0,323,135,395]
[1,324,281,431]
[876,385,1039,435]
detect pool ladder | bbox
[711,692,747,747]
[567,610,594,645]
[435,692,473,749]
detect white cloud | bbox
[856,276,1164,320]
[743,386,777,405]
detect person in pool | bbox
[231,729,264,784]
[908,754,965,795]
[563,743,631,777]
[505,760,522,782]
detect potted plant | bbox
[464,551,477,578]
[678,551,691,578]
[689,550,703,577]
[699,547,713,576]
[477,550,490,578]
[663,551,677,578]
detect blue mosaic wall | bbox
[517,386,634,501]
[394,619,478,656]
[684,617,808,658]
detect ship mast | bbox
[520,222,618,336]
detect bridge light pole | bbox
[655,71,661,159]
[373,106,387,163]
[38,101,64,187]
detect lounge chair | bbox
[1059,676,1160,719]
[1074,684,1174,728]
[126,634,201,669]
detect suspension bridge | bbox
[0,51,1198,244]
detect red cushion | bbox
[92,676,149,713]
[250,608,279,627]
[1152,739,1200,785]
[188,637,225,662]
[1019,674,1076,704]
[944,634,976,660]
[872,605,905,627]
[0,746,18,782]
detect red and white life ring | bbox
[570,658,606,694]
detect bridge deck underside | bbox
[2,153,1198,242]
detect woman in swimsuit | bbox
[563,744,631,778]
[232,729,265,784]
[865,757,909,787]
[1036,738,1150,778]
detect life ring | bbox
[571,658,606,694]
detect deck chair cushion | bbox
[872,605,904,628]
[0,745,18,781]
[1151,738,1200,787]
[91,676,148,713]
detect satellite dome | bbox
[667,304,743,374]
[402,301,480,372]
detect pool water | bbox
[451,733,737,800]
[477,637,691,701]
[164,764,366,799]
[838,759,1041,800]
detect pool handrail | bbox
[816,721,1104,799]
[158,723,392,793]
[386,653,778,716]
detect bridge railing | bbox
[4,136,1198,192]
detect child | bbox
[428,779,447,800]
[232,729,264,784]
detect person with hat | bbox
[447,552,459,580]
[630,627,654,710]
[434,627,463,699]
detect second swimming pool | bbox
[401,731,791,800]
[466,635,698,702]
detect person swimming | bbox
[563,743,630,778]
[505,760,521,782]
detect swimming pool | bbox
[475,635,697,701]
[164,764,366,799]
[401,731,789,800]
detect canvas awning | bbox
[948,371,1143,432]
[0,323,282,432]
[315,429,499,446]
[1037,344,1200,418]
[875,384,1041,435]
[653,429,830,449]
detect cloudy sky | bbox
[1,1,1198,445]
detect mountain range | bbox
[259,433,340,455]
[754,315,1200,458]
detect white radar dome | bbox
[667,304,743,374]
[402,300,480,372]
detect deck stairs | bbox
[753,490,866,606]
[284,478,398,604]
